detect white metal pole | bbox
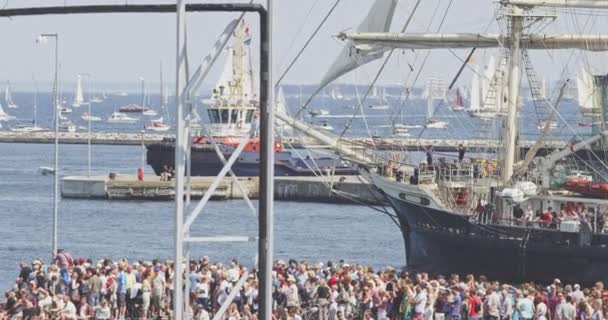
[52,34,59,258]
[87,75,92,177]
[174,1,186,319]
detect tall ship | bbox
[334,0,608,284]
[146,21,357,177]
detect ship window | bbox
[246,110,254,122]
[399,192,430,206]
[207,109,220,123]
[220,109,229,124]
[231,110,239,123]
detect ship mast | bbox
[230,24,246,99]
[502,6,523,183]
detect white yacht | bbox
[107,112,137,124]
[81,113,102,122]
[309,109,330,117]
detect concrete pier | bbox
[61,174,384,205]
[0,131,572,153]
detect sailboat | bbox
[11,81,48,132]
[72,74,85,108]
[330,85,344,100]
[145,64,170,132]
[452,87,466,111]
[369,86,389,110]
[5,81,18,109]
[425,97,448,129]
[142,95,158,116]
[89,82,104,104]
[468,58,501,119]
[0,101,16,121]
[340,0,608,284]
[119,77,149,113]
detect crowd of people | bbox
[3,250,608,320]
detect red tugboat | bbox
[146,21,357,177]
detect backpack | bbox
[474,300,481,313]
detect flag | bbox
[244,26,252,45]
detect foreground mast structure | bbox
[342,0,608,183]
[0,3,274,320]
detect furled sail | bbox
[310,0,398,99]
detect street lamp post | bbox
[141,129,145,170]
[37,33,59,258]
[80,73,92,177]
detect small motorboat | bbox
[425,119,448,129]
[89,96,103,104]
[38,166,55,176]
[11,125,49,133]
[118,104,149,113]
[81,113,102,122]
[60,107,72,114]
[143,109,158,116]
[309,109,330,117]
[60,121,76,132]
[145,122,171,132]
[393,127,411,137]
[368,104,389,110]
[537,120,558,130]
[318,121,334,131]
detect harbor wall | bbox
[61,175,383,205]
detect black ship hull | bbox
[146,141,358,177]
[380,184,608,285]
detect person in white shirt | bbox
[571,285,584,304]
[414,285,428,320]
[61,295,77,320]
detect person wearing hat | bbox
[283,275,300,308]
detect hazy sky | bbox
[1,0,607,91]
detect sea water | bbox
[0,142,403,290]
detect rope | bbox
[334,0,425,143]
[274,0,341,88]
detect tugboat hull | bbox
[146,142,358,177]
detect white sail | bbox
[470,65,481,111]
[276,86,293,136]
[372,86,379,98]
[578,67,595,110]
[5,81,18,109]
[310,0,398,99]
[427,94,435,119]
[73,74,84,107]
[163,86,169,105]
